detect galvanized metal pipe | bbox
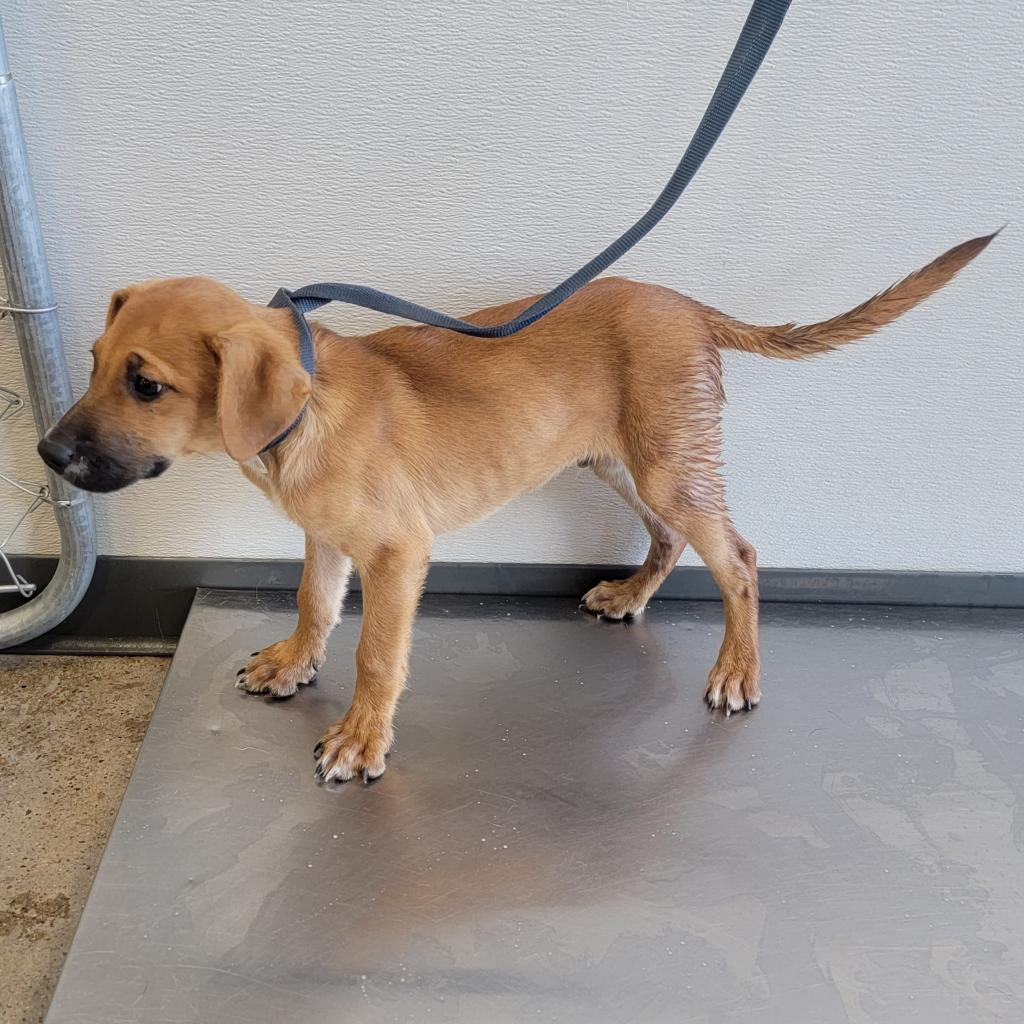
[0,16,96,648]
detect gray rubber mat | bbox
[45,589,1024,1023]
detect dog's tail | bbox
[707,231,998,360]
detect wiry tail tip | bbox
[945,227,1002,264]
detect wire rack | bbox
[0,381,50,596]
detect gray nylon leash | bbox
[264,0,791,450]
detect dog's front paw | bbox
[235,640,319,698]
[581,579,647,621]
[314,707,392,784]
[704,653,761,715]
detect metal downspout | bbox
[0,16,96,648]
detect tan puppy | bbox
[39,233,994,782]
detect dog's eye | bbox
[132,374,166,401]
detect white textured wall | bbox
[1,1,1020,570]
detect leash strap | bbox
[265,0,791,442]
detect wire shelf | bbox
[0,383,25,421]
[0,382,41,596]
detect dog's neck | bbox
[254,302,307,362]
[247,305,365,486]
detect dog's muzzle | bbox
[37,424,169,493]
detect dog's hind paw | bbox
[704,656,761,716]
[581,580,647,621]
[235,640,319,699]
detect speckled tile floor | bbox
[0,656,169,1024]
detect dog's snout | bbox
[35,417,170,492]
[37,433,75,474]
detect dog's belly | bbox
[420,449,588,535]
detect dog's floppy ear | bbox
[105,286,135,328]
[207,320,310,461]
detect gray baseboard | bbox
[1,555,1021,655]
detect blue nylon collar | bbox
[260,0,790,453]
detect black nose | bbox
[37,434,75,473]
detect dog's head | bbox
[37,278,310,492]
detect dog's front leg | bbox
[313,537,431,784]
[237,535,351,697]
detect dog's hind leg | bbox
[679,511,759,713]
[635,458,760,713]
[581,457,686,620]
[237,535,351,698]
